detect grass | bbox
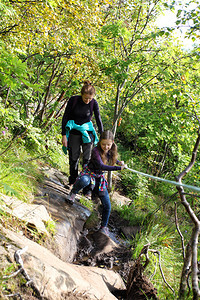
[0,147,43,201]
[79,195,94,210]
[0,138,63,242]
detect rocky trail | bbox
[0,166,158,300]
[37,168,135,291]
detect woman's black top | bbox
[61,95,103,136]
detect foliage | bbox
[117,203,147,227]
[116,52,200,185]
[0,0,200,298]
[0,41,29,89]
[44,136,68,172]
[173,0,200,44]
[91,0,185,136]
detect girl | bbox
[61,81,103,186]
[66,130,127,235]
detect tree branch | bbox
[174,202,185,259]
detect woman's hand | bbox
[118,160,124,166]
[62,135,67,147]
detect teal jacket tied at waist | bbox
[65,120,99,145]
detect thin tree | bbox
[176,111,200,299]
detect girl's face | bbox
[82,93,94,104]
[100,139,113,153]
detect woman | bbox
[62,81,103,186]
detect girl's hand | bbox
[62,135,67,147]
[118,161,124,166]
[121,164,127,170]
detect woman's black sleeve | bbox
[61,98,73,135]
[93,100,103,134]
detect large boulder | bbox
[1,226,125,300]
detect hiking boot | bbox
[66,192,76,205]
[99,226,109,236]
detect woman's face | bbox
[82,93,94,104]
[100,139,113,153]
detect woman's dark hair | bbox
[81,81,95,95]
[97,130,118,166]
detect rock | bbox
[90,231,119,257]
[40,166,69,187]
[120,225,141,239]
[111,191,132,206]
[2,226,125,300]
[0,193,52,234]
[34,180,91,262]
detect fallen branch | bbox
[127,243,174,299]
[14,246,34,286]
[5,293,23,299]
[3,246,43,299]
[149,249,174,294]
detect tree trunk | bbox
[108,84,121,191]
[177,132,200,299]
[178,238,192,299]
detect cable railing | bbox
[126,166,200,193]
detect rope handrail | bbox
[126,167,200,193]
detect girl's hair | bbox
[81,81,95,95]
[97,130,118,166]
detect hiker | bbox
[66,130,127,235]
[61,81,103,187]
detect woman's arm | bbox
[61,97,74,135]
[93,100,103,134]
[62,135,68,147]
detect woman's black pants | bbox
[68,133,93,184]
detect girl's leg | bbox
[66,175,91,204]
[98,189,111,228]
[71,175,91,194]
